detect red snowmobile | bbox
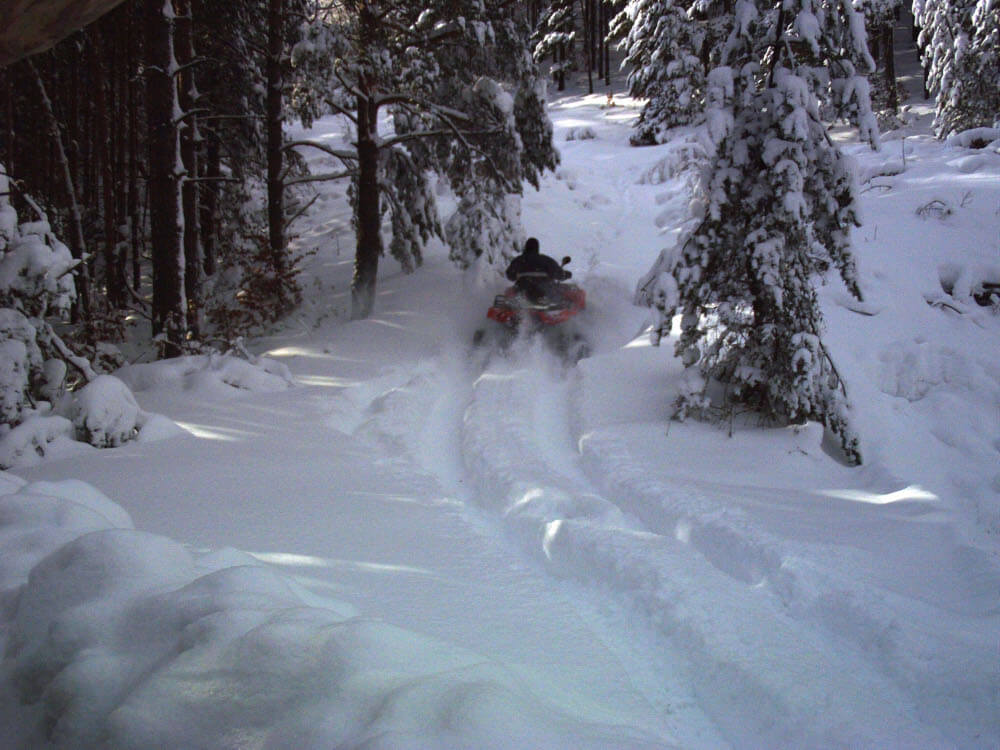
[474,256,590,360]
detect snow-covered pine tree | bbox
[918,0,1000,136]
[857,0,902,119]
[291,1,558,319]
[636,0,879,464]
[969,0,1000,128]
[533,0,577,92]
[611,0,708,144]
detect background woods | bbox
[2,0,306,359]
[1,0,997,464]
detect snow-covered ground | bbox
[3,66,1000,749]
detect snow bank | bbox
[117,352,294,400]
[68,375,143,448]
[0,474,666,749]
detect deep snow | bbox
[3,46,1000,750]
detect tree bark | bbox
[28,59,92,321]
[200,135,220,277]
[127,5,142,293]
[145,0,185,356]
[175,0,202,337]
[94,31,122,308]
[266,0,286,292]
[602,2,610,87]
[351,92,382,320]
[882,23,898,113]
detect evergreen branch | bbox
[198,114,265,122]
[322,96,359,125]
[283,139,358,162]
[284,169,358,186]
[286,193,320,227]
[173,107,210,127]
[379,127,501,150]
[171,57,211,77]
[182,176,242,184]
[818,339,848,398]
[332,64,367,104]
[40,322,97,383]
[766,4,787,88]
[376,94,474,125]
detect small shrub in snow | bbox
[637,140,708,185]
[565,126,596,141]
[916,198,953,219]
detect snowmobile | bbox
[473,256,590,361]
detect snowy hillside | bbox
[3,82,999,747]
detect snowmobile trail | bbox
[456,344,980,748]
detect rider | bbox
[505,237,571,302]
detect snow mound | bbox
[117,353,294,400]
[0,415,78,469]
[878,340,974,401]
[0,475,666,749]
[69,374,143,447]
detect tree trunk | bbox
[584,0,594,95]
[200,135,220,276]
[175,0,202,338]
[882,22,898,113]
[556,43,565,91]
[266,0,286,295]
[145,0,185,356]
[3,70,15,170]
[127,5,142,293]
[28,59,92,321]
[94,32,121,308]
[111,14,129,308]
[351,93,381,320]
[602,2,610,87]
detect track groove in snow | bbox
[458,344,991,747]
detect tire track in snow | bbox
[320,346,681,747]
[459,345,954,748]
[578,426,1000,747]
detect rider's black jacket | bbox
[505,252,570,283]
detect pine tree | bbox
[534,0,577,92]
[969,0,1000,127]
[290,1,558,319]
[635,0,879,464]
[857,0,902,117]
[918,0,1000,136]
[611,0,707,144]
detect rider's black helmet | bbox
[524,237,540,255]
